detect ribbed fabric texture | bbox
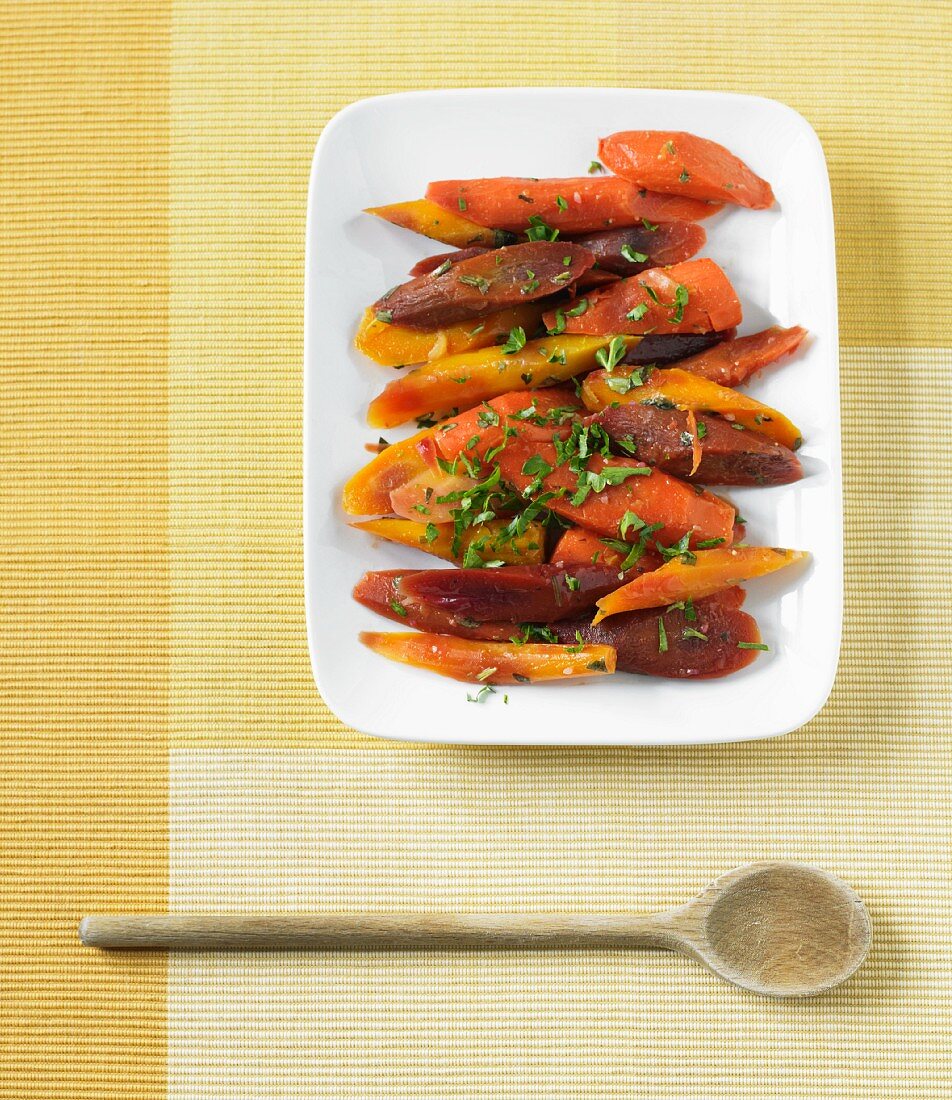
[0,3,169,1097]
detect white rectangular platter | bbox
[304,88,841,745]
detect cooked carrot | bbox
[599,131,775,209]
[571,221,706,275]
[549,589,764,678]
[388,471,479,523]
[594,404,802,486]
[366,198,514,248]
[495,438,736,547]
[359,631,616,684]
[550,526,663,574]
[354,303,547,367]
[593,547,806,623]
[374,241,594,330]
[409,247,488,277]
[551,527,622,569]
[435,387,581,463]
[353,570,515,641]
[581,366,802,450]
[351,518,545,565]
[625,330,732,367]
[667,325,808,387]
[426,177,722,234]
[342,428,437,516]
[366,335,638,429]
[544,259,742,335]
[398,563,627,624]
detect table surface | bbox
[1,2,950,1097]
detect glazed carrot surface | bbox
[581,366,802,450]
[344,128,809,686]
[360,631,617,684]
[426,177,722,233]
[545,259,742,336]
[593,547,807,622]
[599,131,775,209]
[665,325,808,387]
[366,198,515,248]
[367,335,639,428]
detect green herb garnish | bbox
[620,244,649,263]
[501,326,527,354]
[595,335,627,373]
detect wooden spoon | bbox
[79,861,870,998]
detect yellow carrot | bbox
[350,517,545,565]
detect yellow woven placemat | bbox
[3,1,952,1096]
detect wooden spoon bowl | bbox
[673,861,872,997]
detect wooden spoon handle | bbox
[79,912,689,951]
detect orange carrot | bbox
[581,366,802,450]
[359,631,616,684]
[426,177,721,234]
[495,438,736,547]
[435,387,580,463]
[599,131,775,209]
[550,527,663,574]
[593,547,806,623]
[669,325,808,387]
[544,259,742,335]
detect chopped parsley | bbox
[696,537,725,549]
[432,259,453,277]
[588,160,604,174]
[657,617,668,652]
[595,335,628,373]
[641,217,659,231]
[679,168,691,183]
[586,658,608,672]
[620,244,649,263]
[466,685,496,703]
[424,523,440,544]
[556,195,568,211]
[458,196,467,211]
[683,628,708,641]
[564,298,588,318]
[525,214,559,242]
[565,574,581,592]
[389,599,408,618]
[476,667,497,682]
[375,309,393,324]
[458,274,489,294]
[501,326,527,354]
[737,642,769,651]
[626,303,650,323]
[668,284,689,324]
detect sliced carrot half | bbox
[593,546,807,623]
[599,131,775,209]
[359,631,617,684]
